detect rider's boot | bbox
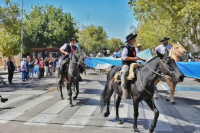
[122,89,129,99]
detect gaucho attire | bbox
[154,37,171,54]
[58,42,79,83]
[121,43,137,91]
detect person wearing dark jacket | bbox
[7,56,15,84]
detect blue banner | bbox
[85,48,200,79]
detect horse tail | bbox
[100,82,108,113]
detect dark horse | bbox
[100,51,184,133]
[57,47,84,107]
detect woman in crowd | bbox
[20,58,27,82]
[39,58,45,78]
[29,57,35,80]
[49,58,53,75]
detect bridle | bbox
[138,57,176,96]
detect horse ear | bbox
[156,51,164,58]
[171,43,175,46]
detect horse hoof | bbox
[148,130,152,133]
[61,97,64,100]
[166,98,170,102]
[117,120,123,125]
[134,129,140,133]
[171,101,176,105]
[70,104,73,107]
[103,112,110,117]
[73,96,77,100]
[154,96,158,99]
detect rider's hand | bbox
[141,59,146,62]
[65,52,69,56]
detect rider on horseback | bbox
[58,38,80,84]
[153,37,171,54]
[121,33,146,99]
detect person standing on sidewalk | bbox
[7,56,15,84]
[4,60,7,70]
[49,58,53,75]
[21,58,27,82]
[39,58,45,78]
[25,57,30,81]
[44,57,49,77]
[29,57,35,80]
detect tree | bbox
[77,25,107,54]
[106,38,124,52]
[0,0,21,56]
[23,5,78,54]
[128,0,200,48]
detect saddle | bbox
[115,63,143,82]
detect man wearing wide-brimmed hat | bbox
[120,33,146,99]
[136,44,143,53]
[153,37,172,54]
[58,38,80,84]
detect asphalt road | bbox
[0,70,200,133]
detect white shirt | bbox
[20,61,27,71]
[121,44,137,60]
[60,43,79,57]
[154,44,172,54]
[135,48,142,53]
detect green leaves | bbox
[128,0,200,48]
[0,0,21,56]
[23,5,78,54]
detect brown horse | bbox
[154,43,186,104]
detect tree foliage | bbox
[0,0,21,56]
[23,5,78,54]
[77,25,108,53]
[106,38,124,52]
[128,0,200,48]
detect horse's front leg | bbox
[73,79,79,100]
[133,98,140,133]
[103,89,113,117]
[115,96,122,124]
[59,84,64,100]
[170,82,177,104]
[145,99,159,133]
[153,79,160,99]
[68,82,73,107]
[165,79,176,104]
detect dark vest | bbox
[122,44,136,66]
[62,43,71,59]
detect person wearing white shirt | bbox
[153,37,172,54]
[135,44,143,53]
[58,38,79,83]
[20,58,27,81]
[120,33,146,99]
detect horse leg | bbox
[170,82,177,104]
[145,99,159,133]
[115,96,123,124]
[73,81,79,100]
[103,89,113,117]
[59,84,64,100]
[154,79,160,99]
[133,98,140,133]
[68,82,73,107]
[165,79,173,102]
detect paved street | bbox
[0,70,200,133]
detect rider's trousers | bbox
[120,64,129,90]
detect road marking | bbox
[173,100,200,130]
[0,95,31,108]
[24,100,69,126]
[0,95,54,123]
[0,91,46,95]
[159,83,168,90]
[63,97,99,128]
[143,103,173,132]
[103,102,129,129]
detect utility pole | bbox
[20,0,23,61]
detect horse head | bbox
[157,51,184,82]
[72,47,84,64]
[171,43,186,57]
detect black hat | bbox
[160,37,170,42]
[70,38,79,43]
[125,33,137,43]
